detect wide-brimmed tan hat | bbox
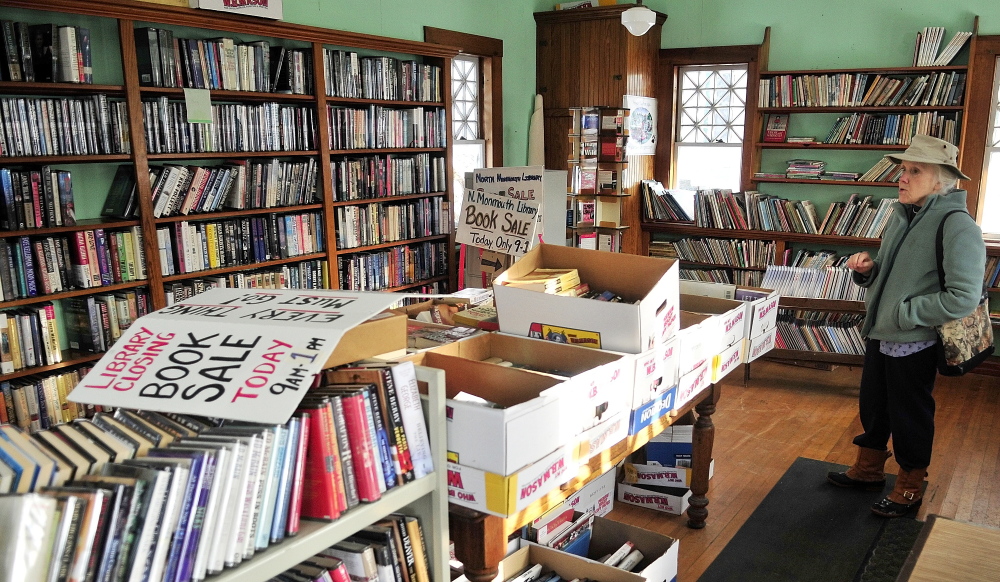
[885,134,970,180]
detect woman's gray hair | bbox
[936,164,960,194]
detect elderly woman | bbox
[827,134,986,518]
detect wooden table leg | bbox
[687,383,722,529]
[449,504,506,582]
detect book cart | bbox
[642,22,984,368]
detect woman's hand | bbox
[847,251,874,274]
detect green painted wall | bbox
[22,1,997,177]
[282,0,540,166]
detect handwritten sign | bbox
[69,288,399,424]
[455,189,539,256]
[456,166,544,257]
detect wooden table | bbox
[897,515,1000,581]
[448,383,722,582]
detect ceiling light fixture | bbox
[621,0,656,37]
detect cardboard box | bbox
[425,332,634,434]
[674,360,710,412]
[680,280,779,340]
[622,460,715,488]
[680,294,748,349]
[630,337,678,411]
[574,411,629,462]
[417,352,567,475]
[564,468,617,518]
[497,544,646,582]
[616,481,692,515]
[628,386,677,435]
[494,244,679,354]
[711,340,745,383]
[675,311,713,376]
[744,326,778,363]
[587,517,680,582]
[446,446,578,517]
[464,247,512,290]
[645,424,693,467]
[324,311,407,368]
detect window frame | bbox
[655,41,767,196]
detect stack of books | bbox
[786,160,826,179]
[822,170,862,181]
[824,112,960,146]
[787,249,851,270]
[500,268,581,294]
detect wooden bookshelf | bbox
[138,86,317,102]
[146,150,320,160]
[0,350,105,382]
[0,81,126,95]
[641,221,883,248]
[779,297,866,313]
[758,105,965,113]
[0,281,149,310]
[152,203,325,223]
[679,259,768,272]
[752,177,899,187]
[336,234,449,254]
[160,252,328,282]
[757,143,908,150]
[329,191,448,207]
[2,154,132,164]
[0,218,141,238]
[768,349,865,366]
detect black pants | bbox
[853,339,938,471]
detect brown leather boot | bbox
[871,467,927,517]
[827,447,892,490]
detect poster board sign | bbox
[624,95,656,156]
[456,166,543,257]
[189,0,283,19]
[68,288,399,424]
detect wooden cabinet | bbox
[534,6,665,255]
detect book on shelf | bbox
[0,167,77,230]
[758,70,966,108]
[327,104,447,150]
[640,180,693,222]
[337,240,448,292]
[914,26,972,67]
[761,264,866,301]
[775,309,866,355]
[823,111,960,146]
[0,95,130,158]
[323,48,443,102]
[669,237,776,269]
[332,154,447,202]
[859,158,903,183]
[0,21,92,84]
[763,114,789,143]
[336,196,449,250]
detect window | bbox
[673,64,747,192]
[452,55,486,226]
[978,58,1000,235]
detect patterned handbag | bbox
[934,210,994,376]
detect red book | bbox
[286,411,310,536]
[29,171,44,228]
[333,389,381,502]
[32,240,52,295]
[763,114,788,143]
[297,400,342,520]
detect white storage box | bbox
[494,244,679,354]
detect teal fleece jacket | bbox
[854,189,986,341]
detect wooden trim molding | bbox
[962,33,997,219]
[655,34,768,191]
[1,0,460,58]
[424,27,504,167]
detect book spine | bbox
[299,404,341,520]
[329,396,360,508]
[286,412,309,536]
[339,392,381,502]
[389,363,433,479]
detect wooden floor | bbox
[605,359,1000,581]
